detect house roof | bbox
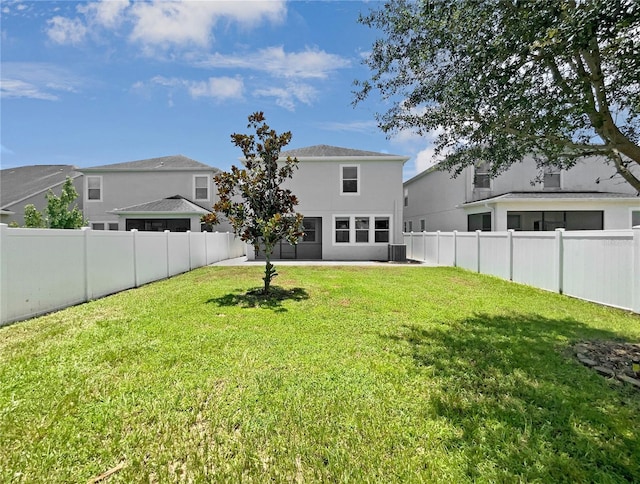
[462,191,639,207]
[81,155,218,172]
[280,144,408,162]
[0,164,81,209]
[109,195,212,215]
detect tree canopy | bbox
[202,112,304,294]
[24,177,86,228]
[356,0,640,192]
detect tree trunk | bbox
[262,245,277,294]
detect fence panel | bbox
[87,230,135,299]
[424,233,438,262]
[190,232,207,268]
[562,231,633,310]
[479,232,510,280]
[168,232,190,276]
[135,231,169,285]
[437,233,456,266]
[2,228,86,323]
[455,232,477,272]
[511,232,557,291]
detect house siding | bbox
[404,156,640,232]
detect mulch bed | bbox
[572,340,640,390]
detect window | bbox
[474,162,491,189]
[335,215,391,244]
[632,211,640,228]
[355,217,369,242]
[420,219,426,232]
[194,175,209,200]
[375,217,390,242]
[335,217,350,243]
[507,211,603,231]
[341,165,359,194]
[404,188,409,207]
[87,176,102,201]
[302,218,316,242]
[468,212,491,231]
[108,223,119,231]
[126,218,191,232]
[92,222,105,230]
[543,167,561,189]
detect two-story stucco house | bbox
[247,145,409,261]
[79,155,224,232]
[404,156,640,232]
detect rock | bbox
[577,355,597,367]
[593,366,616,378]
[618,374,640,389]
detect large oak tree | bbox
[356,0,640,192]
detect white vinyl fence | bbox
[404,228,640,314]
[0,225,246,326]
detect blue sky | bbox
[1,0,437,179]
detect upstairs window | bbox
[474,162,491,189]
[194,175,210,200]
[341,165,359,194]
[404,188,409,207]
[87,176,102,201]
[543,167,561,189]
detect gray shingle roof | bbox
[280,144,402,158]
[1,165,81,208]
[82,155,217,171]
[111,195,212,214]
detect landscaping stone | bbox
[572,340,640,390]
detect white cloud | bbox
[145,75,244,102]
[129,0,286,48]
[1,62,83,100]
[188,77,244,100]
[254,83,317,111]
[46,16,87,45]
[317,120,379,133]
[78,0,130,28]
[196,46,350,79]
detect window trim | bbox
[193,174,210,201]
[542,167,562,190]
[340,164,360,196]
[86,175,103,202]
[333,214,391,245]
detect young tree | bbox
[24,177,86,228]
[202,112,304,294]
[356,0,640,192]
[23,204,46,228]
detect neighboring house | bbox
[0,165,82,226]
[248,144,409,261]
[404,156,640,232]
[78,155,228,232]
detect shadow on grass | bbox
[384,313,640,482]
[208,286,309,312]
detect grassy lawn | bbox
[1,266,640,482]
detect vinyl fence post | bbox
[81,227,91,301]
[555,228,565,294]
[476,230,481,273]
[165,230,171,278]
[436,230,441,265]
[131,229,139,287]
[187,230,192,270]
[453,230,458,267]
[410,231,414,260]
[204,231,209,265]
[423,230,427,262]
[633,225,640,314]
[0,224,8,326]
[507,229,515,281]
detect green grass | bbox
[1,266,640,483]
